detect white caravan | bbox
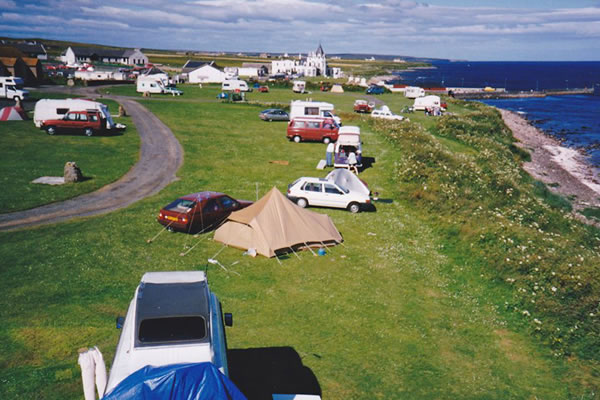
[221,79,250,92]
[33,99,120,129]
[404,86,425,99]
[413,95,442,111]
[289,100,341,125]
[292,80,306,93]
[0,76,28,101]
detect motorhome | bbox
[289,100,341,125]
[413,95,443,111]
[105,271,233,393]
[0,76,28,101]
[221,79,250,92]
[33,98,122,130]
[404,86,425,99]
[292,80,306,93]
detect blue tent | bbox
[102,363,247,400]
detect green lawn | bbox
[0,99,139,212]
[0,90,598,399]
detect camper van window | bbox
[308,121,320,129]
[293,121,306,128]
[56,108,69,115]
[138,316,207,343]
[305,107,319,116]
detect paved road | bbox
[0,90,183,231]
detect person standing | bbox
[326,141,335,167]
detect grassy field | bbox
[1,88,599,399]
[0,99,138,212]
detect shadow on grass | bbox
[360,156,376,172]
[228,347,321,400]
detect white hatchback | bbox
[370,105,405,121]
[287,170,371,213]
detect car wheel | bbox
[293,135,301,143]
[268,118,272,122]
[348,202,360,213]
[84,127,94,137]
[167,226,175,233]
[296,198,308,208]
[45,126,56,135]
[323,137,331,144]
[13,96,20,102]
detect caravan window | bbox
[56,108,69,115]
[304,107,319,116]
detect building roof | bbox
[22,57,41,67]
[13,43,46,56]
[0,57,20,66]
[0,45,25,58]
[316,43,325,56]
[69,46,137,59]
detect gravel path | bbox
[0,91,183,231]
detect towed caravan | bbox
[33,99,125,131]
[334,126,362,169]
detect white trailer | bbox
[221,79,250,92]
[33,98,118,129]
[413,95,442,111]
[137,74,167,94]
[292,80,306,93]
[289,100,341,125]
[0,76,28,101]
[74,70,113,81]
[404,86,425,99]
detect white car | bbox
[370,105,404,121]
[105,271,233,393]
[287,169,371,213]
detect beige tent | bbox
[214,187,343,257]
[330,84,344,93]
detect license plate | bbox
[166,216,178,221]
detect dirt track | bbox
[0,89,183,231]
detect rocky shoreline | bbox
[499,108,600,214]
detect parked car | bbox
[366,85,385,95]
[259,108,289,121]
[286,116,339,144]
[257,86,269,93]
[353,99,375,113]
[40,110,120,136]
[157,191,252,233]
[287,169,371,213]
[370,106,405,121]
[105,271,234,393]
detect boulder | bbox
[64,161,83,183]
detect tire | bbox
[293,135,301,143]
[296,198,308,208]
[348,202,360,213]
[84,127,94,137]
[45,126,56,135]
[323,137,331,144]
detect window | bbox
[138,316,206,343]
[202,199,221,213]
[90,114,98,121]
[79,114,88,121]
[66,113,77,121]
[302,182,322,192]
[304,107,319,116]
[324,184,343,195]
[219,196,239,210]
[293,121,306,128]
[165,199,196,212]
[307,121,320,129]
[56,108,69,115]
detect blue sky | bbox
[1,0,599,61]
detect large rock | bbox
[64,161,83,183]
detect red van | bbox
[286,117,339,144]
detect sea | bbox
[392,61,600,167]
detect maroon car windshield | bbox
[164,199,196,212]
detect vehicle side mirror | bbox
[224,313,233,327]
[116,316,124,329]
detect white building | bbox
[271,44,341,78]
[272,59,296,75]
[188,64,227,83]
[61,46,148,66]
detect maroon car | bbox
[157,191,252,233]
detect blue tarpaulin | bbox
[102,363,247,400]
